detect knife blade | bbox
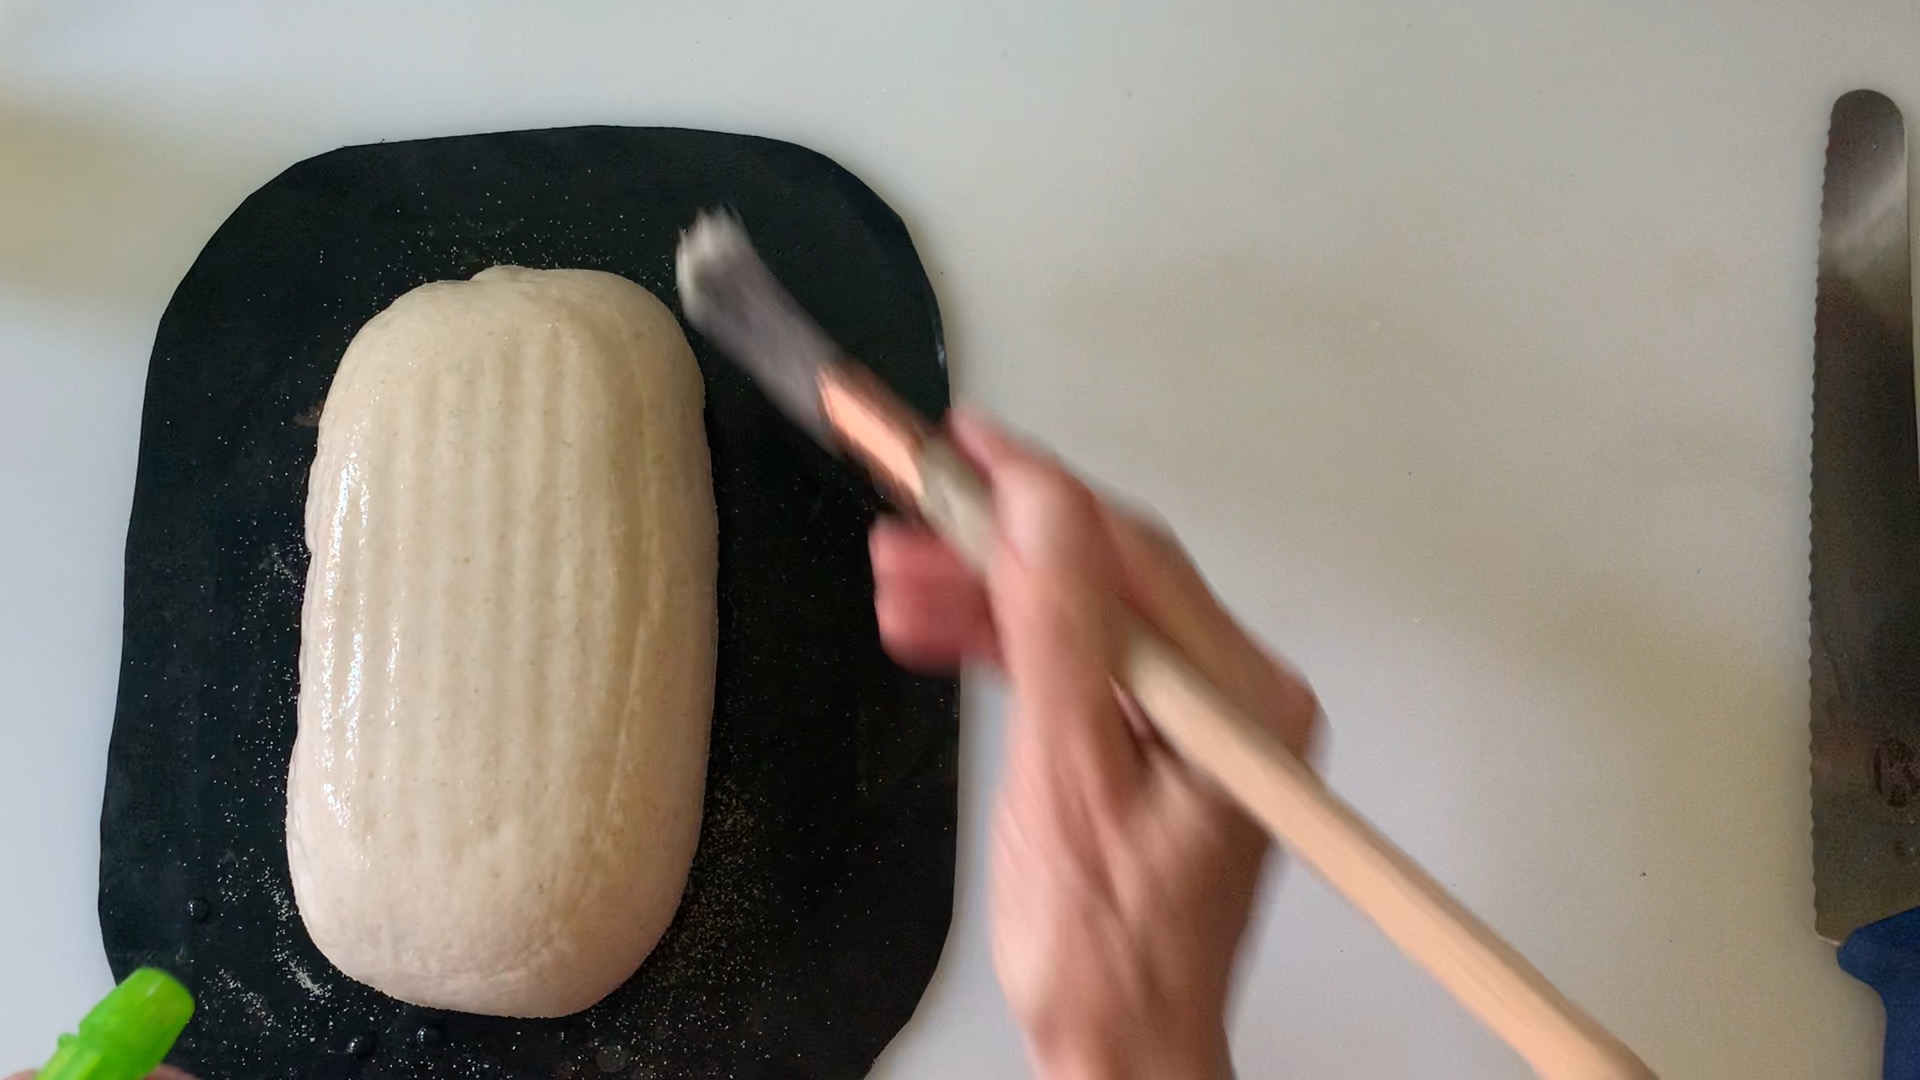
[1809,88,1920,1079]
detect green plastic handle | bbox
[38,969,194,1080]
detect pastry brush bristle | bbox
[675,210,837,437]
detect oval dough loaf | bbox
[287,266,717,1017]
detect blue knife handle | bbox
[1841,907,1920,1080]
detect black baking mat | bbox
[99,127,956,1080]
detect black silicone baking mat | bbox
[98,126,957,1080]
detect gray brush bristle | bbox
[676,211,836,436]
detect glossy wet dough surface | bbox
[287,267,717,1018]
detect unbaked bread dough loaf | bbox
[287,266,717,1017]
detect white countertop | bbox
[4,2,1916,1076]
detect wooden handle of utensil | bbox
[913,438,1654,1080]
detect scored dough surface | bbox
[287,266,717,1017]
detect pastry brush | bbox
[674,211,1653,1080]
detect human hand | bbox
[870,413,1318,1080]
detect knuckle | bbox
[1120,508,1184,560]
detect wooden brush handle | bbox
[913,438,1654,1080]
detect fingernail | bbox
[948,409,1009,467]
[1002,494,1049,565]
[999,468,1088,567]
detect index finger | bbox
[955,414,1143,797]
